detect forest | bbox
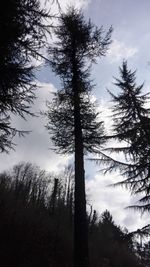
[0,161,149,267]
[0,0,150,266]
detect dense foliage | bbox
[95,61,150,213]
[0,0,51,152]
[45,8,112,154]
[0,162,143,267]
[45,7,112,266]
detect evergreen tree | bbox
[89,210,140,267]
[95,61,150,213]
[142,240,150,266]
[109,60,150,163]
[0,0,51,152]
[45,7,112,267]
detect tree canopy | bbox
[45,7,112,267]
[45,7,112,154]
[95,61,150,213]
[0,0,51,152]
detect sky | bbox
[1,0,150,232]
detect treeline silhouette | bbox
[0,161,148,267]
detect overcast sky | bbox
[1,0,150,232]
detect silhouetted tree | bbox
[95,61,150,213]
[99,210,125,244]
[141,240,150,266]
[128,224,150,266]
[0,0,52,152]
[0,163,143,267]
[50,178,59,214]
[45,7,112,266]
[89,210,141,267]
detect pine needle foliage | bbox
[0,0,52,152]
[94,61,150,212]
[45,7,112,267]
[45,7,112,154]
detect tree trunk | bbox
[50,178,58,214]
[71,36,89,267]
[73,82,89,267]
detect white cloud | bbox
[40,0,91,13]
[86,172,149,231]
[108,39,138,63]
[0,81,69,173]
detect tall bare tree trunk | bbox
[73,64,89,267]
